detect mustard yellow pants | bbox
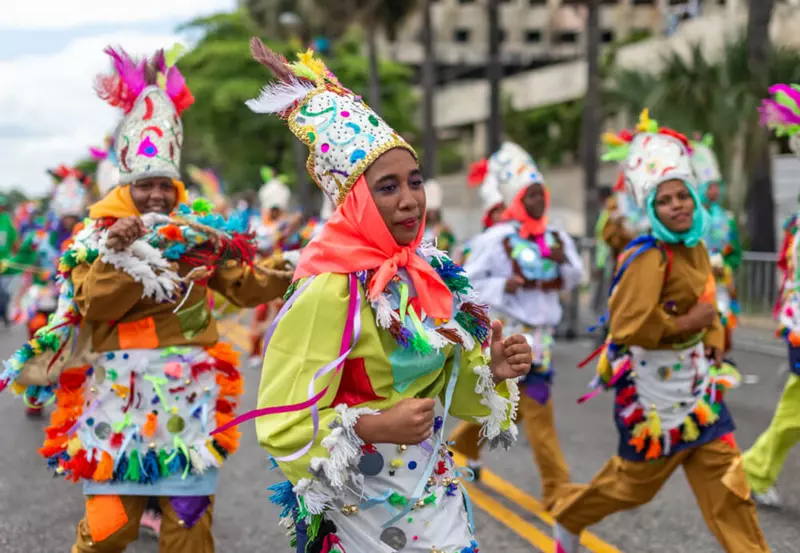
[552,439,769,553]
[72,495,214,553]
[742,373,800,493]
[450,394,570,510]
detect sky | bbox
[0,0,236,197]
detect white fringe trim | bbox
[417,242,448,262]
[307,404,378,492]
[97,224,181,303]
[246,79,317,114]
[293,478,335,515]
[472,364,517,443]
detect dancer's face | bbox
[654,179,694,233]
[365,148,425,246]
[523,183,546,219]
[130,178,177,215]
[705,181,721,203]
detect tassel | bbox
[268,480,299,518]
[158,449,171,477]
[645,406,661,438]
[93,451,114,481]
[142,448,160,484]
[125,450,142,482]
[628,434,647,453]
[167,450,186,475]
[216,373,243,398]
[114,453,128,481]
[142,412,158,439]
[682,417,700,442]
[694,401,718,426]
[189,447,207,474]
[645,436,662,460]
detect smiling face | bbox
[364,148,425,246]
[654,179,695,233]
[129,177,178,215]
[522,183,546,219]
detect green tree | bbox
[177,10,418,195]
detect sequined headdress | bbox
[689,134,722,187]
[89,133,120,197]
[246,38,415,206]
[759,83,800,155]
[95,45,194,185]
[602,110,694,209]
[258,166,291,211]
[469,142,542,205]
[47,165,92,218]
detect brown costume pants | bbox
[72,495,214,553]
[552,439,769,553]
[450,394,570,510]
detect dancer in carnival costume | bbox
[743,83,800,508]
[450,142,581,506]
[599,129,651,255]
[552,110,766,553]
[457,158,506,264]
[233,39,532,553]
[0,45,294,553]
[422,179,456,255]
[0,194,18,327]
[690,134,742,352]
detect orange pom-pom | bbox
[206,342,240,366]
[142,412,158,439]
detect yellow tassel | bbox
[631,421,648,439]
[206,439,224,464]
[694,400,718,427]
[93,451,114,481]
[10,381,26,396]
[66,435,83,458]
[646,406,662,438]
[682,416,700,442]
[596,351,612,383]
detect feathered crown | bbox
[602,110,695,209]
[95,45,194,184]
[759,83,800,155]
[246,38,415,206]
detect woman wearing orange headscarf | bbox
[451,142,583,511]
[240,41,532,553]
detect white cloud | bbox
[1,0,233,30]
[0,31,188,196]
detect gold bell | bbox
[427,477,436,487]
[341,505,359,515]
[184,379,192,385]
[148,442,157,449]
[90,386,97,393]
[178,519,186,528]
[415,500,426,509]
[398,444,408,453]
[451,478,460,486]
[442,478,452,486]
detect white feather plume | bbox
[246,79,317,114]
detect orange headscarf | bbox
[294,176,453,320]
[501,183,549,239]
[89,180,189,219]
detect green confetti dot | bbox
[407,517,413,523]
[368,115,379,127]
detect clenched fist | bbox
[106,216,147,251]
[354,398,436,445]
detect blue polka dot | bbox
[86,417,95,426]
[349,149,366,164]
[408,461,417,470]
[106,353,115,360]
[123,353,130,360]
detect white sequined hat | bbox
[690,135,722,186]
[258,167,291,211]
[487,142,543,203]
[95,45,193,186]
[624,133,695,209]
[246,40,415,206]
[48,166,92,218]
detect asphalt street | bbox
[0,323,798,552]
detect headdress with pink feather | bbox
[759,83,800,154]
[95,44,194,184]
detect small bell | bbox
[415,500,426,509]
[398,444,408,453]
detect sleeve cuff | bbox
[472,365,520,450]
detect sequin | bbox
[358,451,385,476]
[94,422,111,440]
[380,527,407,550]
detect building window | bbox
[457,0,476,4]
[601,30,614,43]
[555,31,579,44]
[498,29,507,43]
[525,29,542,43]
[454,28,471,43]
[530,0,547,4]
[632,0,656,4]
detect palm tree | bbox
[582,0,601,237]
[487,0,502,154]
[746,0,776,252]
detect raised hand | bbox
[489,319,532,383]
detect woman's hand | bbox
[547,245,566,264]
[706,346,724,368]
[354,398,435,445]
[489,320,532,383]
[676,302,717,334]
[106,216,147,251]
[504,275,525,294]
